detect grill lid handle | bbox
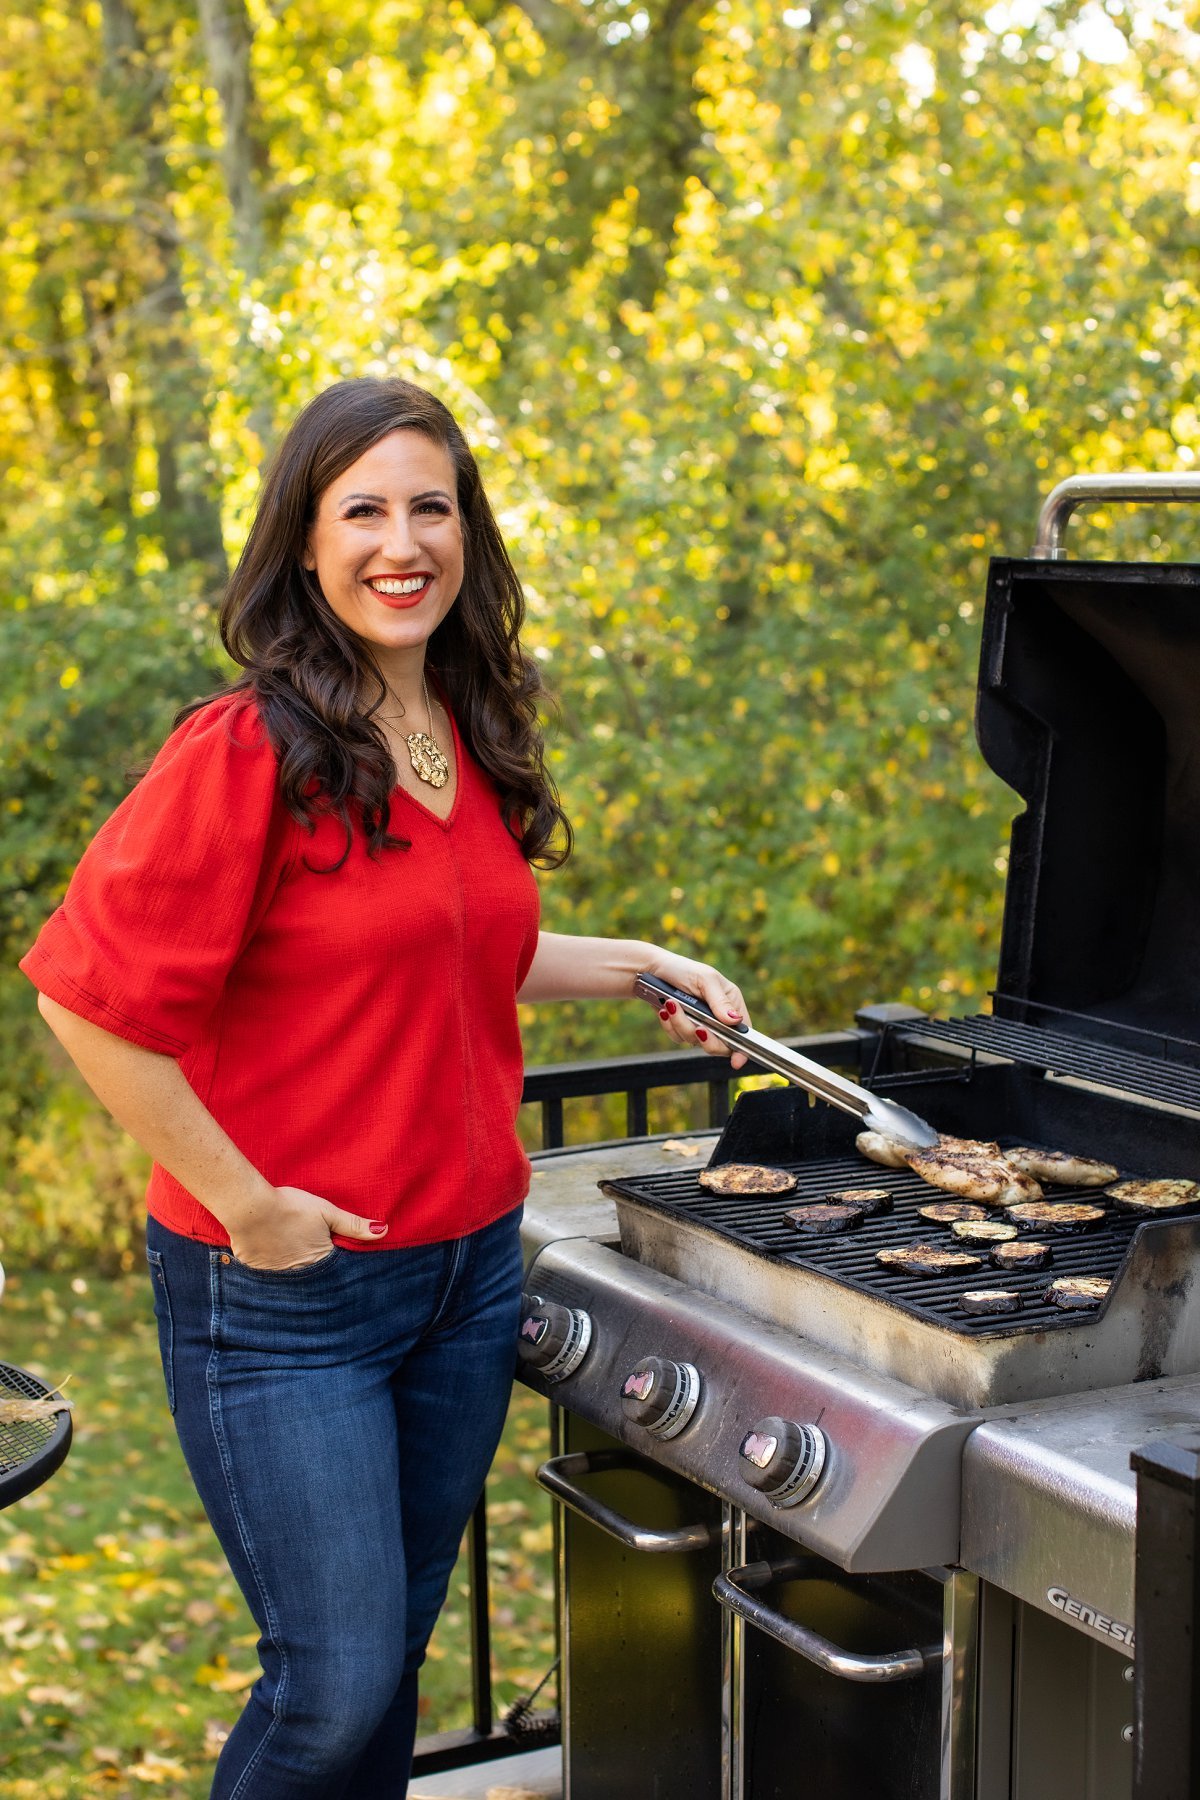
[714,1560,940,1684]
[1033,471,1200,560]
[633,973,939,1151]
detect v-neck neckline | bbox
[392,678,463,830]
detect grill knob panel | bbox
[517,1295,592,1383]
[620,1356,701,1439]
[739,1416,827,1506]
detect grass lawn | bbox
[0,1270,556,1798]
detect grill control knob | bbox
[620,1356,701,1439]
[517,1295,592,1383]
[739,1416,827,1507]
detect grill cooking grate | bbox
[898,1014,1200,1113]
[608,1148,1190,1339]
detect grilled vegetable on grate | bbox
[855,1130,910,1170]
[698,1163,797,1195]
[1006,1200,1107,1233]
[991,1239,1052,1272]
[918,1201,989,1224]
[875,1244,984,1275]
[826,1187,893,1216]
[785,1202,865,1234]
[1045,1275,1111,1310]
[1005,1147,1119,1187]
[960,1288,1023,1317]
[951,1219,1018,1246]
[1107,1177,1200,1213]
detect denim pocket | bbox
[225,1246,343,1283]
[146,1248,176,1414]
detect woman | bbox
[20,378,749,1798]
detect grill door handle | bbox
[714,1560,940,1684]
[536,1450,722,1552]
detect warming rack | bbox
[891,1006,1200,1114]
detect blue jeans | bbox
[145,1208,524,1799]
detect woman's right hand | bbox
[228,1186,387,1270]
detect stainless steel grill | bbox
[519,477,1200,1800]
[602,1148,1186,1340]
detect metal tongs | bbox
[634,973,939,1152]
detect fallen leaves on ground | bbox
[0,1272,556,1797]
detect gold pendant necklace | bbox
[404,672,450,789]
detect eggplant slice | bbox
[991,1239,1052,1272]
[1006,1200,1107,1233]
[951,1218,1018,1246]
[918,1201,988,1225]
[826,1187,893,1216]
[1107,1177,1200,1214]
[875,1244,984,1275]
[960,1288,1023,1317]
[785,1201,865,1234]
[1045,1275,1111,1311]
[699,1163,797,1195]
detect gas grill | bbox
[517,475,1200,1800]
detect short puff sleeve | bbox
[19,696,296,1056]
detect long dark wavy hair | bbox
[180,378,571,869]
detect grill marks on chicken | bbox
[1006,1148,1119,1187]
[902,1137,1043,1206]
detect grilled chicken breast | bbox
[855,1130,911,1170]
[904,1139,1043,1206]
[1005,1147,1119,1187]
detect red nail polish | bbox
[368,1222,388,1236]
[666,1001,677,1015]
[659,1008,669,1020]
[696,1028,708,1042]
[727,1009,742,1019]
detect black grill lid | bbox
[977,557,1200,1058]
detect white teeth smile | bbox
[369,576,427,595]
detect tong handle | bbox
[632,972,750,1034]
[634,971,866,1113]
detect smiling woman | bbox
[18,376,750,1800]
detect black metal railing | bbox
[409,1030,860,1779]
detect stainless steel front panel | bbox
[523,1237,975,1571]
[616,1188,1200,1411]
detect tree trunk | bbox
[98,0,227,580]
[193,0,270,276]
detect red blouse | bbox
[20,694,541,1248]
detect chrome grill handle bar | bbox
[714,1560,940,1684]
[1033,472,1200,560]
[536,1450,723,1553]
[633,973,938,1150]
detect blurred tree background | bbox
[3,0,1200,1268]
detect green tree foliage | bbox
[3,0,1200,1258]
